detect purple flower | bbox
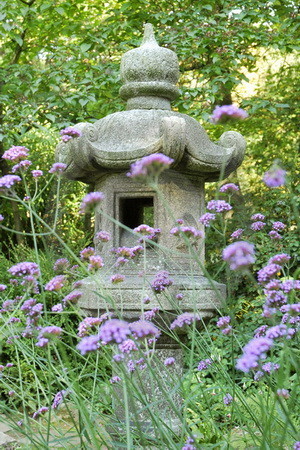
[62,290,83,304]
[127,153,174,181]
[151,270,173,293]
[52,303,64,312]
[268,230,282,240]
[110,376,121,384]
[31,170,43,178]
[32,406,49,419]
[99,319,131,344]
[268,253,290,265]
[60,127,82,142]
[79,192,105,214]
[110,273,125,284]
[294,443,300,450]
[207,200,232,213]
[211,104,248,124]
[88,255,104,271]
[277,389,290,399]
[142,307,159,321]
[95,230,111,242]
[257,264,281,285]
[133,224,161,242]
[11,160,32,173]
[219,183,239,193]
[129,320,160,339]
[2,146,30,162]
[77,334,100,355]
[164,357,175,366]
[170,312,200,330]
[182,445,196,450]
[170,225,204,240]
[118,339,138,354]
[78,317,103,337]
[0,214,4,222]
[38,326,63,342]
[272,221,286,231]
[49,163,67,174]
[236,337,274,373]
[112,245,143,259]
[263,164,286,188]
[251,213,265,221]
[52,389,68,409]
[250,221,266,231]
[199,212,216,227]
[223,393,233,405]
[80,246,95,260]
[45,275,67,291]
[176,293,184,300]
[0,284,7,291]
[216,316,231,329]
[53,258,70,273]
[222,241,255,271]
[197,358,212,371]
[8,262,40,278]
[230,228,244,240]
[0,174,21,190]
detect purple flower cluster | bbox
[60,127,82,142]
[170,312,200,330]
[88,255,104,271]
[257,264,281,285]
[112,245,143,260]
[32,406,49,420]
[268,253,290,265]
[52,389,68,409]
[11,160,32,173]
[110,273,125,284]
[95,230,111,242]
[80,246,95,260]
[211,104,248,124]
[164,357,175,366]
[129,320,160,339]
[31,170,43,178]
[151,270,173,293]
[142,307,159,321]
[199,212,216,227]
[2,146,30,162]
[207,200,232,213]
[8,262,40,278]
[77,317,103,337]
[222,241,255,271]
[272,221,285,231]
[36,326,63,347]
[251,213,265,221]
[250,221,266,231]
[230,228,244,240]
[53,258,70,273]
[0,174,21,190]
[127,153,174,181]
[263,164,286,188]
[79,192,105,214]
[268,230,282,240]
[45,275,66,291]
[49,163,67,174]
[170,225,204,240]
[197,358,212,371]
[219,183,239,193]
[216,316,232,335]
[236,337,273,372]
[133,224,161,242]
[77,334,100,355]
[99,319,131,344]
[223,393,233,405]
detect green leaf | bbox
[80,43,92,53]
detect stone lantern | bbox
[56,24,245,433]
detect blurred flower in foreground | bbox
[263,163,286,188]
[211,104,248,124]
[79,192,105,214]
[223,241,255,270]
[127,153,173,182]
